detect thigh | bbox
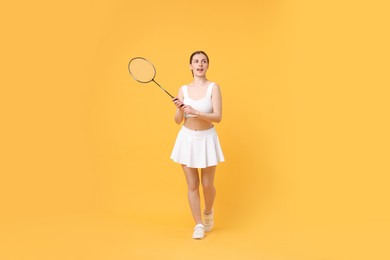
[182,165,200,189]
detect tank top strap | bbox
[206,82,215,97]
[182,85,188,98]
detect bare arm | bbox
[173,87,184,124]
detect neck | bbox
[192,76,208,86]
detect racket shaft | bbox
[153,80,174,98]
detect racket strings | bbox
[128,58,156,83]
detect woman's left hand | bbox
[182,105,199,117]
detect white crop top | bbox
[182,82,215,118]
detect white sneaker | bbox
[204,210,214,232]
[192,223,205,239]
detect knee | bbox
[187,181,200,192]
[201,180,215,191]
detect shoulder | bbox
[178,85,188,91]
[177,85,186,98]
[210,82,222,100]
[210,82,221,92]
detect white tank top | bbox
[182,82,215,118]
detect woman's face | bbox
[190,53,209,77]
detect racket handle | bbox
[172,97,184,108]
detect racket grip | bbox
[172,97,184,108]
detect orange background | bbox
[1,0,389,259]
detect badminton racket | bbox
[128,57,175,99]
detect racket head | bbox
[128,57,156,83]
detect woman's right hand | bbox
[172,97,184,109]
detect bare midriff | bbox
[184,117,213,131]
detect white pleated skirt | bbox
[170,126,225,168]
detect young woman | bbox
[170,51,225,239]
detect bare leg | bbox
[201,166,216,215]
[182,165,203,224]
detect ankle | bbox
[204,209,213,215]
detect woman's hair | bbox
[189,51,209,64]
